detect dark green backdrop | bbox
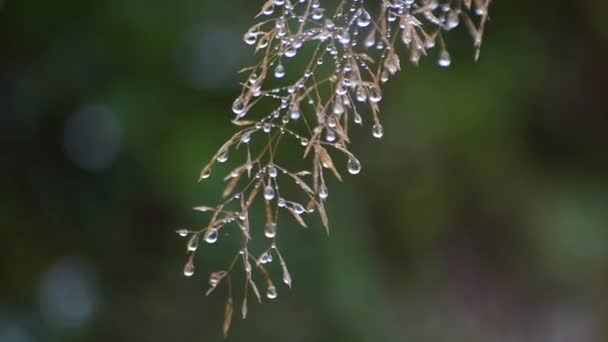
[1,1,608,341]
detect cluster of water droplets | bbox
[180,0,491,335]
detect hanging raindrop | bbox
[438,50,452,67]
[205,229,218,244]
[264,185,276,200]
[268,165,278,178]
[293,203,305,215]
[368,86,382,102]
[266,285,278,299]
[217,149,229,163]
[187,235,199,252]
[265,222,277,238]
[232,97,246,116]
[290,106,301,120]
[347,157,362,175]
[357,9,372,27]
[183,261,194,277]
[274,63,286,78]
[372,123,384,138]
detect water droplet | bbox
[438,50,452,67]
[446,11,459,30]
[232,98,246,117]
[333,97,344,114]
[268,165,278,178]
[319,184,329,199]
[260,251,273,264]
[372,123,384,138]
[274,64,286,78]
[356,86,367,102]
[205,229,218,244]
[209,272,222,287]
[187,235,199,252]
[312,7,324,20]
[200,168,212,180]
[284,45,297,58]
[368,86,382,102]
[300,138,309,146]
[183,261,194,277]
[241,132,251,144]
[290,106,301,120]
[217,149,229,163]
[244,31,257,45]
[176,229,189,237]
[327,116,337,128]
[293,203,305,215]
[364,30,376,48]
[265,222,277,238]
[335,81,347,95]
[266,285,278,299]
[263,3,274,15]
[347,157,361,175]
[325,129,336,142]
[264,185,276,200]
[354,113,363,124]
[357,9,372,27]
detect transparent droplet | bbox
[312,7,324,20]
[244,31,257,45]
[268,165,278,178]
[293,203,305,215]
[327,116,337,128]
[232,97,246,116]
[356,86,367,102]
[263,3,274,15]
[319,184,329,199]
[264,185,276,200]
[274,64,286,79]
[263,123,272,133]
[438,50,452,67]
[241,132,251,144]
[325,129,336,142]
[217,149,229,163]
[368,86,382,102]
[266,285,278,299]
[446,11,459,30]
[260,251,273,264]
[338,29,351,45]
[336,81,347,95]
[347,157,362,175]
[372,123,384,138]
[265,222,277,238]
[333,97,344,114]
[176,229,188,237]
[209,272,222,287]
[354,113,363,125]
[187,235,199,252]
[205,229,218,244]
[364,30,376,48]
[290,106,301,120]
[183,261,194,277]
[357,9,372,27]
[284,45,297,58]
[300,137,309,146]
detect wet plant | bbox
[177,0,491,337]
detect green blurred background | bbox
[2,0,608,341]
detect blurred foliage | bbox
[1,0,608,341]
